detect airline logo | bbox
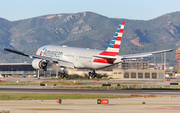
[93,22,125,64]
[40,47,47,56]
[40,47,63,58]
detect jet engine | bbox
[32,59,48,71]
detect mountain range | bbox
[0,11,179,66]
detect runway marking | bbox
[148,107,180,110]
[20,108,69,110]
[142,92,180,94]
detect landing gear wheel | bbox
[88,70,98,78]
[92,74,95,78]
[66,75,69,79]
[58,72,62,78]
[59,73,70,79]
[61,74,64,78]
[88,72,92,77]
[94,73,97,78]
[96,74,99,78]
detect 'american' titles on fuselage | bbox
[41,48,63,58]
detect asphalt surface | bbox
[0,87,180,96]
[2,97,180,113]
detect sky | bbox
[0,0,180,21]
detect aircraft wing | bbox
[3,48,74,68]
[121,49,174,60]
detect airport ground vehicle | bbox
[32,75,37,78]
[20,75,25,78]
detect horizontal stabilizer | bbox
[94,55,117,59]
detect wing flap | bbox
[56,60,74,68]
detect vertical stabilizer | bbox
[99,22,125,57]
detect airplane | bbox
[3,22,173,78]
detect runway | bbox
[0,87,180,96]
[2,97,180,113]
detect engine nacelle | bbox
[32,59,48,71]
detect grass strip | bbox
[0,93,130,100]
[0,81,39,86]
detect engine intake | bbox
[32,59,48,71]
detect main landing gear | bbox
[88,70,99,78]
[58,72,70,79]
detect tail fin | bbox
[99,22,125,57]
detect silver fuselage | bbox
[36,45,123,69]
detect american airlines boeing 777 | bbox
[3,22,173,78]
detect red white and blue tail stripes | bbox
[98,22,125,57]
[93,22,125,64]
[106,21,124,54]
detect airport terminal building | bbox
[112,60,165,80]
[0,63,36,76]
[0,63,56,77]
[0,61,165,79]
[112,69,165,80]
